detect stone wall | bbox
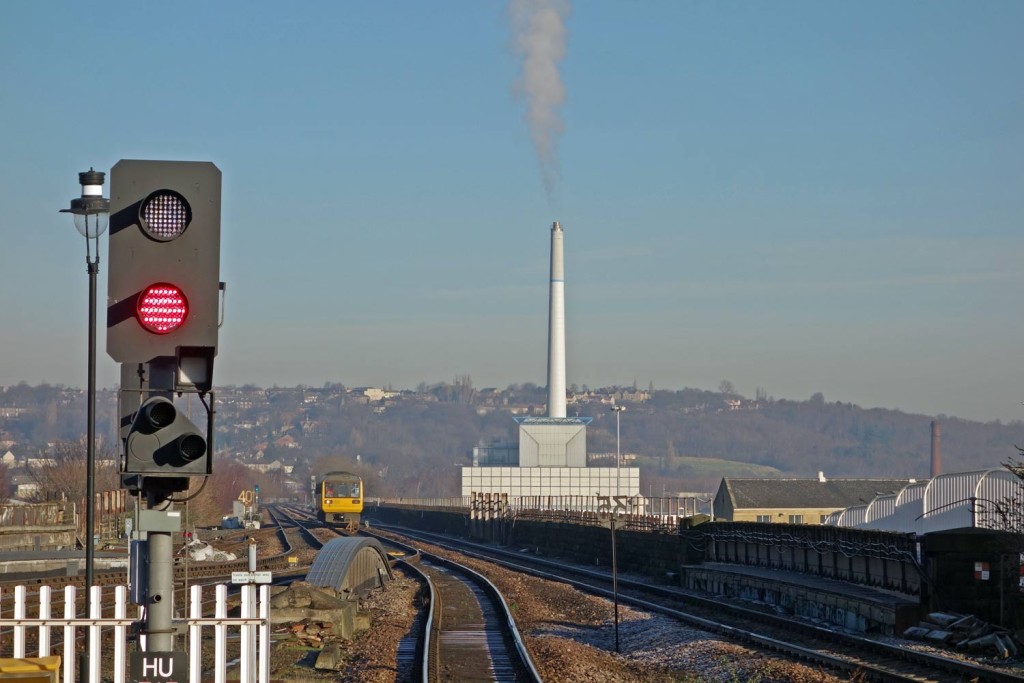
[0,502,77,551]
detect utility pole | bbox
[611,405,626,499]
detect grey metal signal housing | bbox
[123,396,209,477]
[107,160,221,365]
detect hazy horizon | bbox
[2,377,1017,427]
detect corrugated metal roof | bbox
[725,478,916,509]
[825,468,1024,534]
[307,537,394,597]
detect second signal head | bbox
[124,396,209,476]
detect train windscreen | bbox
[324,481,360,498]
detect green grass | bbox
[638,455,784,479]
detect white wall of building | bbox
[518,422,587,467]
[461,466,640,498]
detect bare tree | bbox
[185,458,254,528]
[0,462,9,502]
[456,374,476,405]
[27,438,120,502]
[999,449,1024,533]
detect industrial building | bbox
[460,222,640,501]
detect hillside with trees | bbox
[2,382,1022,514]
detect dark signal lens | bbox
[137,284,189,334]
[178,434,207,462]
[144,400,177,429]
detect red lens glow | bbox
[137,284,189,334]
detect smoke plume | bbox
[509,0,570,203]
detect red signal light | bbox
[137,284,189,334]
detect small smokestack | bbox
[547,221,566,418]
[930,420,941,478]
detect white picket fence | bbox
[0,583,271,683]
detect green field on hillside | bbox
[661,456,784,479]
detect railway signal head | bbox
[107,160,221,391]
[123,396,209,478]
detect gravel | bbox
[261,530,847,682]
[194,519,1023,682]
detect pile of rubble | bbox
[904,612,1023,659]
[179,539,237,562]
[285,619,335,648]
[269,582,369,672]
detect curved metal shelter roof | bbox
[306,536,394,598]
[890,481,928,531]
[862,492,898,528]
[825,468,1022,534]
[837,504,868,527]
[919,468,1020,533]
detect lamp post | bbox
[611,405,626,498]
[61,168,109,682]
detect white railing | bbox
[0,583,271,683]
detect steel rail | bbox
[365,529,540,683]
[375,523,1024,683]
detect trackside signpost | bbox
[598,509,624,653]
[232,571,273,584]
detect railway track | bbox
[422,557,539,682]
[274,504,541,682]
[372,522,1024,683]
[384,538,541,683]
[0,522,304,594]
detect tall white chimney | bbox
[547,221,567,418]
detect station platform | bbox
[681,562,921,636]
[0,550,129,582]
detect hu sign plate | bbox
[129,651,186,683]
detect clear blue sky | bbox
[2,1,1022,423]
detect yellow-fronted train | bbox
[317,470,363,526]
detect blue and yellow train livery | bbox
[318,470,363,526]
